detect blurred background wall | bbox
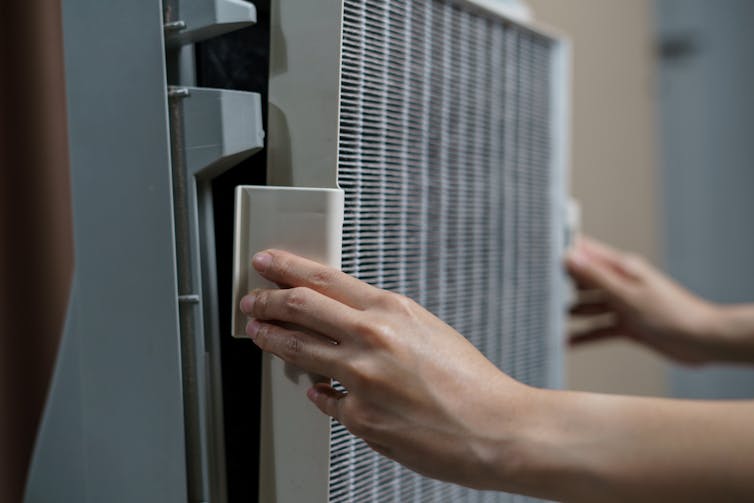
[527,0,669,396]
[655,0,754,399]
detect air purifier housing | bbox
[28,0,568,501]
[251,0,571,501]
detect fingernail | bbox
[252,252,272,272]
[240,294,256,314]
[246,319,261,338]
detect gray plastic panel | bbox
[25,0,187,501]
[165,0,257,47]
[176,86,265,178]
[166,84,265,501]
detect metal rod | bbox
[167,91,207,503]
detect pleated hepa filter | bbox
[330,1,567,501]
[266,0,567,500]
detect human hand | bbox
[237,246,754,502]
[239,250,531,489]
[566,236,721,364]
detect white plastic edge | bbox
[230,185,344,503]
[463,0,533,23]
[457,0,567,42]
[214,0,257,25]
[231,185,345,338]
[545,37,572,390]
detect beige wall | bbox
[527,0,669,396]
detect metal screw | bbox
[168,87,190,99]
[163,20,187,32]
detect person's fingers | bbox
[576,288,607,303]
[246,320,343,378]
[569,326,625,346]
[241,286,361,343]
[578,236,625,266]
[306,382,347,421]
[251,250,379,309]
[575,278,598,291]
[566,247,635,305]
[570,270,605,292]
[570,301,613,316]
[579,236,652,281]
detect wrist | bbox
[701,304,754,363]
[462,378,535,491]
[468,384,602,500]
[478,386,639,502]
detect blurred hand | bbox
[239,250,530,489]
[566,236,720,364]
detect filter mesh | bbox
[333,1,556,501]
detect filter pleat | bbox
[334,1,554,501]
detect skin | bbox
[568,236,754,364]
[239,238,754,502]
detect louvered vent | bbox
[332,0,559,501]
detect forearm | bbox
[703,304,754,363]
[492,389,754,502]
[241,249,754,501]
